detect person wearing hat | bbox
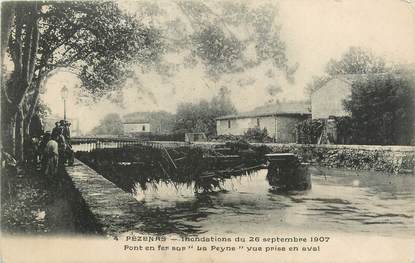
[62,120,71,141]
[51,121,61,138]
[62,121,74,166]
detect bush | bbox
[296,119,324,144]
[243,127,270,143]
[343,73,415,145]
[335,116,354,144]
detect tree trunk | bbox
[24,116,31,139]
[24,77,42,138]
[14,107,24,162]
[1,88,17,155]
[2,113,17,156]
[5,2,40,162]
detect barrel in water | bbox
[265,153,311,191]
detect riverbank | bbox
[75,140,415,174]
[1,167,50,234]
[254,143,414,174]
[1,165,99,235]
[187,141,415,174]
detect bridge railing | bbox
[71,137,143,152]
[70,137,223,152]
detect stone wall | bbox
[157,142,415,174]
[74,140,415,174]
[252,143,415,174]
[65,159,144,236]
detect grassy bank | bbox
[1,167,50,234]
[1,165,100,235]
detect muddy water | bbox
[127,168,414,237]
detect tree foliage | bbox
[155,0,294,81]
[343,73,415,145]
[325,47,387,76]
[174,87,237,136]
[36,1,163,100]
[90,113,123,135]
[305,47,388,98]
[2,1,163,160]
[296,119,325,144]
[243,127,269,143]
[191,25,243,77]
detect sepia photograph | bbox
[1,0,414,262]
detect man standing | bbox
[61,120,74,166]
[51,121,61,138]
[61,120,71,140]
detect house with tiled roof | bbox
[122,111,175,135]
[122,120,150,135]
[216,101,311,143]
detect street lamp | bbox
[61,86,69,121]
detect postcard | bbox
[1,0,414,262]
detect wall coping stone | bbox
[249,143,415,152]
[65,159,143,236]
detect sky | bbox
[41,0,415,132]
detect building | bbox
[310,73,415,119]
[311,69,415,119]
[216,102,311,143]
[310,75,360,119]
[123,111,175,134]
[123,121,151,135]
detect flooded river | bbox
[125,168,414,237]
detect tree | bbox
[178,1,293,80]
[135,0,295,89]
[325,47,387,76]
[343,73,415,145]
[210,87,237,117]
[90,113,123,135]
[2,1,163,161]
[244,127,269,142]
[305,47,388,99]
[2,2,40,161]
[174,87,237,136]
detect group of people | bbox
[1,119,74,178]
[36,120,74,177]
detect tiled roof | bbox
[123,120,149,124]
[216,101,311,120]
[314,71,414,93]
[123,112,150,123]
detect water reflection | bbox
[118,168,415,237]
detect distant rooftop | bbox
[313,68,415,93]
[216,101,311,120]
[123,120,149,124]
[336,73,392,84]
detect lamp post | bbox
[61,86,69,121]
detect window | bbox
[257,118,260,127]
[142,125,146,131]
[228,120,231,129]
